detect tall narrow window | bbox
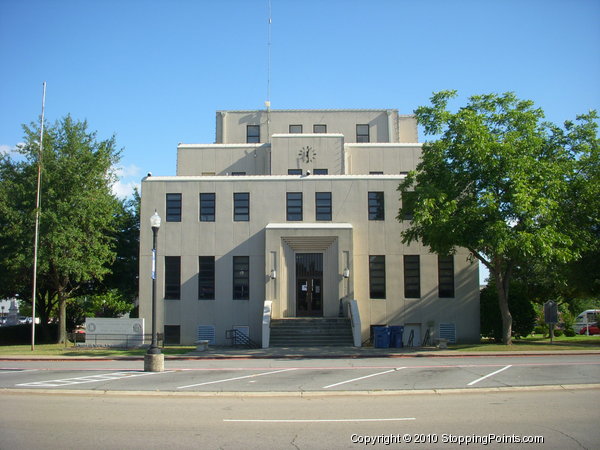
[313,124,327,133]
[286,192,303,221]
[356,124,370,143]
[404,255,420,298]
[369,255,386,299]
[166,193,182,222]
[163,325,180,344]
[199,193,215,222]
[234,193,249,221]
[289,124,303,133]
[164,256,181,299]
[438,255,455,298]
[315,192,332,221]
[233,256,249,300]
[246,125,260,143]
[198,256,215,300]
[368,192,385,220]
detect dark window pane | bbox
[165,256,181,300]
[369,255,386,299]
[289,124,302,133]
[313,124,327,133]
[163,325,180,344]
[198,256,215,300]
[233,256,249,300]
[286,192,303,221]
[404,255,420,298]
[402,191,416,221]
[234,193,250,221]
[313,168,328,175]
[368,191,385,220]
[315,192,332,221]
[166,193,182,222]
[247,125,260,143]
[199,193,215,222]
[288,169,302,175]
[438,255,455,298]
[356,124,370,143]
[231,172,246,176]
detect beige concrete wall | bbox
[140,175,480,345]
[270,134,344,175]
[215,110,418,144]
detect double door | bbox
[296,253,323,317]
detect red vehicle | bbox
[579,323,600,335]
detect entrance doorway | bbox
[296,253,323,317]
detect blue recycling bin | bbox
[389,326,404,348]
[373,326,391,348]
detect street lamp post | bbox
[144,210,164,372]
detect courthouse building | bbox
[139,109,480,346]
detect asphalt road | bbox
[1,354,599,393]
[1,388,598,449]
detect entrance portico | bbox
[265,223,354,319]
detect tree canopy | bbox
[0,115,125,343]
[398,91,599,344]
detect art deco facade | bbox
[139,109,480,346]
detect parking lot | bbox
[2,354,599,393]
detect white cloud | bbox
[112,179,140,199]
[0,143,25,158]
[114,163,141,178]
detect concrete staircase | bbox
[269,318,354,347]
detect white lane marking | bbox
[468,365,512,386]
[16,371,169,387]
[224,417,416,423]
[323,367,406,389]
[177,368,297,389]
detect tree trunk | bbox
[494,266,513,345]
[58,292,67,344]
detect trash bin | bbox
[373,326,390,348]
[389,326,404,348]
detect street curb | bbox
[2,384,599,398]
[1,349,600,362]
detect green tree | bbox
[0,115,121,343]
[399,91,599,344]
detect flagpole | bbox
[31,81,46,351]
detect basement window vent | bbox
[439,323,456,343]
[197,325,216,345]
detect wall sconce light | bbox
[270,269,277,279]
[343,268,350,278]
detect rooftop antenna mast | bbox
[265,0,272,143]
[31,81,46,351]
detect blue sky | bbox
[1,0,599,282]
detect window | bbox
[313,124,327,133]
[369,171,383,175]
[369,255,386,299]
[166,193,182,222]
[288,169,302,175]
[199,193,215,222]
[289,124,303,133]
[315,192,332,221]
[198,256,215,300]
[368,192,385,220]
[438,255,455,298]
[234,193,249,221]
[246,125,260,143]
[402,191,416,221]
[231,171,246,176]
[286,192,303,221]
[163,325,180,344]
[233,256,249,300]
[164,256,181,299]
[313,168,328,175]
[404,255,420,298]
[356,124,370,143]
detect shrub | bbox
[553,328,563,337]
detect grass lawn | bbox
[0,344,196,357]
[450,334,600,351]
